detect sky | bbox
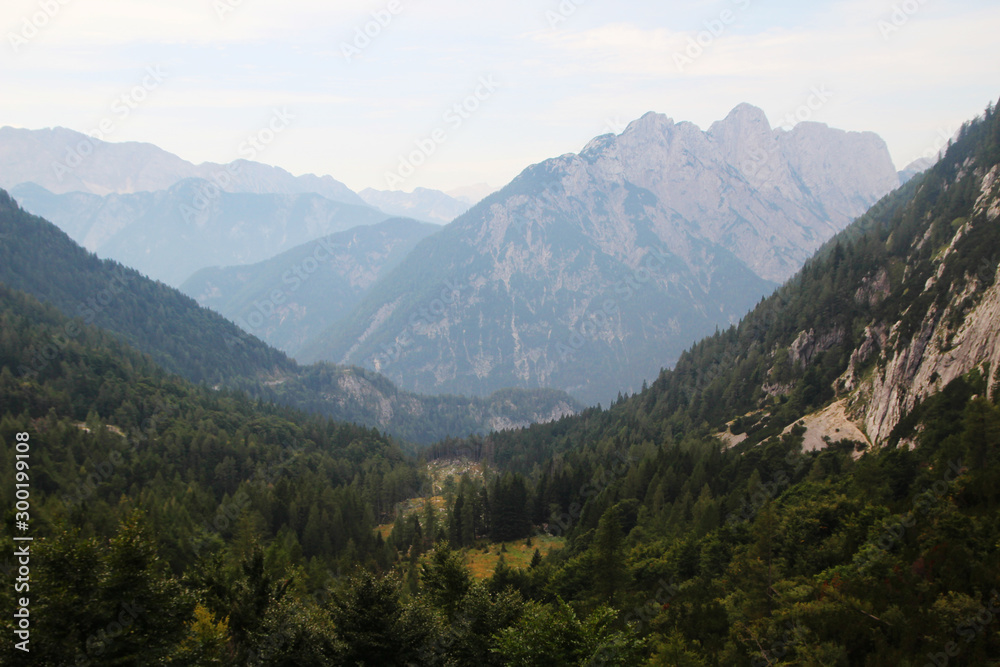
[2,0,998,194]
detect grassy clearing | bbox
[374,458,567,579]
[376,458,486,539]
[464,535,565,580]
[376,495,447,538]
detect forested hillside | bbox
[406,99,1000,664]
[0,190,292,384]
[0,284,421,663]
[0,194,579,445]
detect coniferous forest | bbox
[1,86,999,667]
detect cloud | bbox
[532,4,1000,85]
[1,0,382,48]
[1,0,998,190]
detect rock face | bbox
[181,218,441,355]
[0,126,365,205]
[300,105,901,405]
[11,181,389,286]
[781,399,871,454]
[319,369,580,441]
[844,165,1000,444]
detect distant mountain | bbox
[299,104,901,405]
[0,190,580,443]
[446,183,497,206]
[0,125,365,205]
[482,98,1000,464]
[898,156,936,183]
[11,180,389,286]
[181,218,441,355]
[359,187,470,224]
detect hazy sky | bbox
[2,0,998,194]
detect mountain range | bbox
[299,104,902,405]
[10,180,392,286]
[359,187,480,224]
[1,106,906,407]
[180,217,441,354]
[0,125,364,203]
[0,190,580,443]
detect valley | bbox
[1,8,998,661]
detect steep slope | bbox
[360,187,471,224]
[841,156,1000,443]
[0,191,579,443]
[0,125,365,205]
[466,98,1000,469]
[898,156,936,183]
[181,218,441,355]
[0,188,291,384]
[11,180,389,286]
[301,105,900,405]
[651,102,1000,451]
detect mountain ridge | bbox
[300,104,902,405]
[11,180,391,286]
[0,189,580,443]
[180,217,441,354]
[0,125,366,205]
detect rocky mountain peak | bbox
[302,104,904,405]
[709,102,772,138]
